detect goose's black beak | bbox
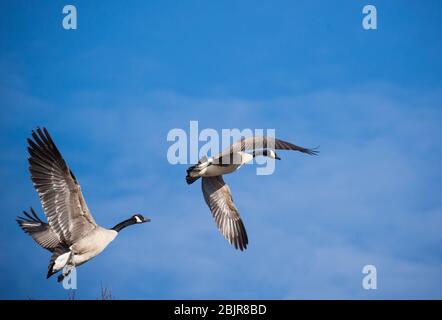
[275,155,281,160]
[144,217,151,223]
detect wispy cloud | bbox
[1,78,441,299]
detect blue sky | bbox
[0,0,441,299]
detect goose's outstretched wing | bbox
[218,135,319,158]
[27,127,97,246]
[16,208,62,252]
[202,176,248,251]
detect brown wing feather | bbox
[202,176,248,251]
[218,135,319,158]
[27,127,97,246]
[16,208,62,252]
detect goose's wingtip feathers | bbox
[304,146,320,156]
[228,220,248,251]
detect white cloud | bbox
[1,81,441,299]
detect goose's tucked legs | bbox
[57,254,75,282]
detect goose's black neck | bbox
[112,217,136,233]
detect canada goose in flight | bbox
[17,128,150,282]
[186,136,318,251]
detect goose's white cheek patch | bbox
[135,216,142,223]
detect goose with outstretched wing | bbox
[186,135,318,251]
[17,128,150,282]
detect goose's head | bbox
[132,214,151,224]
[112,214,150,232]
